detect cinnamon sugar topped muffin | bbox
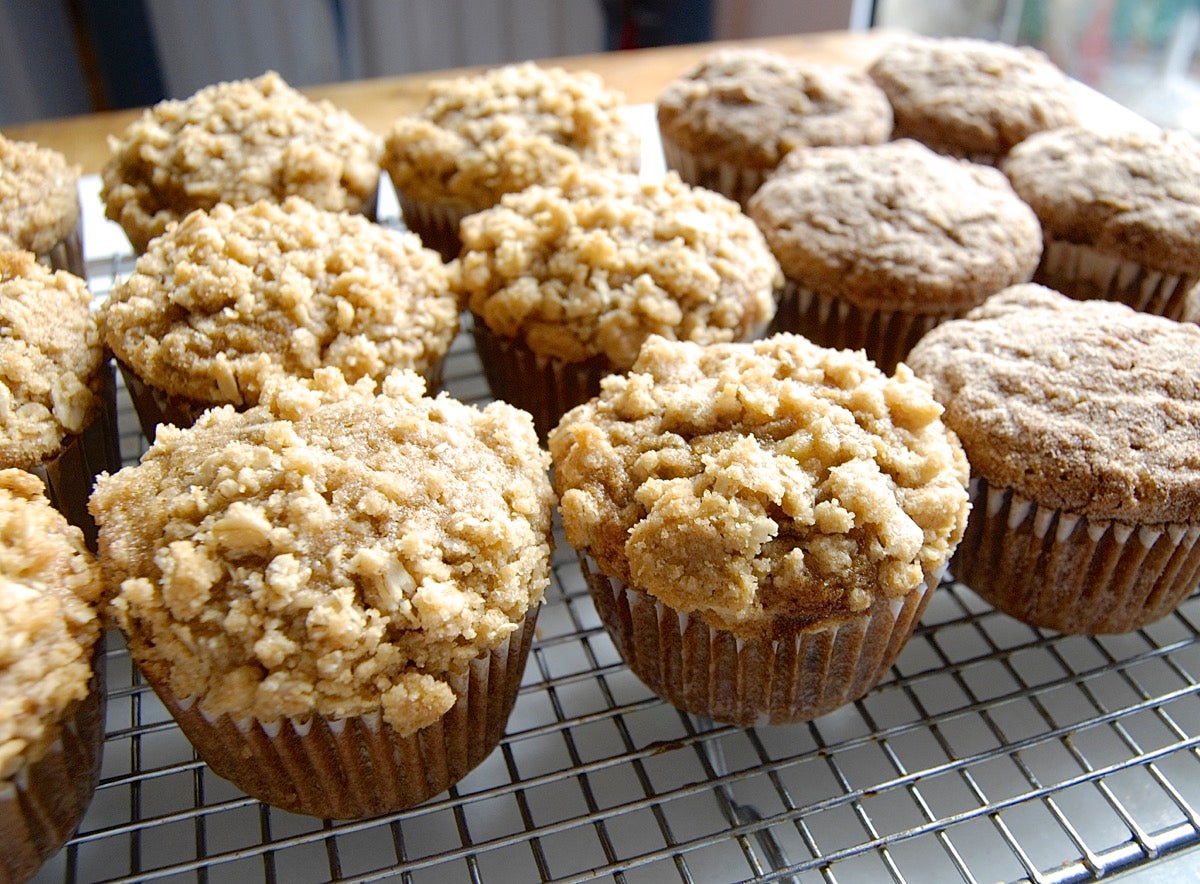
[0,134,82,263]
[102,71,382,253]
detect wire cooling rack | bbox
[33,161,1200,883]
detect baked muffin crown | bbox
[0,134,81,255]
[907,284,1200,522]
[550,334,969,638]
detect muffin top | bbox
[747,140,1041,312]
[0,469,102,779]
[457,166,781,368]
[0,251,103,467]
[102,197,458,407]
[550,335,970,638]
[0,135,81,255]
[383,62,639,211]
[868,36,1079,161]
[101,71,382,253]
[906,284,1200,523]
[1002,126,1200,275]
[91,370,554,735]
[656,48,893,167]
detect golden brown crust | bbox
[101,71,382,252]
[0,135,80,256]
[906,284,1200,522]
[0,251,103,467]
[747,140,1041,312]
[382,62,639,211]
[1002,126,1200,275]
[656,48,892,167]
[102,198,458,407]
[549,335,970,638]
[91,370,555,736]
[456,166,781,369]
[0,469,101,779]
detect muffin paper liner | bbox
[580,553,937,726]
[139,608,537,819]
[397,193,471,262]
[772,280,951,374]
[659,133,771,207]
[0,640,106,883]
[952,477,1200,634]
[35,216,86,280]
[1035,237,1198,322]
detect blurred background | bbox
[2,0,1197,131]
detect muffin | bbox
[0,469,105,882]
[102,71,382,253]
[747,139,1041,373]
[550,335,970,726]
[101,197,458,441]
[907,285,1200,634]
[0,135,85,278]
[1002,126,1200,321]
[90,369,555,818]
[656,48,893,205]
[456,165,781,440]
[383,61,640,259]
[0,251,119,548]
[867,36,1080,164]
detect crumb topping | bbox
[549,335,970,637]
[907,284,1200,522]
[1002,126,1200,274]
[91,370,554,734]
[656,48,893,166]
[101,71,382,253]
[868,36,1079,160]
[0,251,103,466]
[0,469,101,779]
[0,135,81,256]
[748,140,1040,312]
[456,167,781,368]
[102,198,458,406]
[383,62,639,210]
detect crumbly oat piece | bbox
[868,36,1079,161]
[749,140,1040,313]
[92,370,554,735]
[0,135,81,256]
[383,62,639,210]
[0,251,103,466]
[550,335,970,638]
[102,71,381,253]
[907,284,1200,522]
[656,48,892,167]
[1002,126,1200,275]
[0,469,101,780]
[457,167,781,368]
[102,198,458,406]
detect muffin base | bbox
[953,477,1200,634]
[1035,238,1198,322]
[659,133,771,207]
[581,553,936,726]
[139,609,537,819]
[398,194,472,262]
[0,641,106,883]
[35,219,86,280]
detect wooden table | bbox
[2,29,902,175]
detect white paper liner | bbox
[580,553,938,726]
[953,477,1200,634]
[659,132,771,207]
[1036,237,1198,321]
[140,608,537,819]
[397,192,473,262]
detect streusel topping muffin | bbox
[0,135,81,257]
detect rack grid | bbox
[34,170,1200,884]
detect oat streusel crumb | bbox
[383,62,639,210]
[0,469,101,779]
[102,197,458,406]
[0,251,103,466]
[91,370,555,735]
[550,335,970,638]
[102,71,382,252]
[456,166,781,368]
[0,135,81,255]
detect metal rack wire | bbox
[34,178,1200,884]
